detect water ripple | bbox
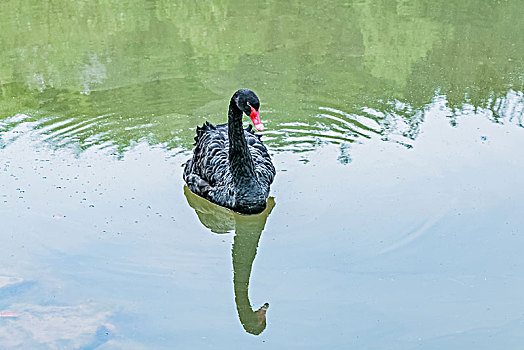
[1,89,523,161]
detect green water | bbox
[1,1,524,349]
[2,0,522,153]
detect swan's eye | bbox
[247,101,259,111]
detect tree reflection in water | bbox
[183,186,275,335]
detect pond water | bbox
[1,1,524,349]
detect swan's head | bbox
[235,89,264,131]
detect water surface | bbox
[1,1,524,349]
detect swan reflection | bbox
[183,186,275,335]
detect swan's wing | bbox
[245,131,276,187]
[184,123,230,196]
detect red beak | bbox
[249,106,264,131]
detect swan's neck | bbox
[228,99,257,187]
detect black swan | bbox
[183,89,275,214]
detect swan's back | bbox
[183,122,275,210]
